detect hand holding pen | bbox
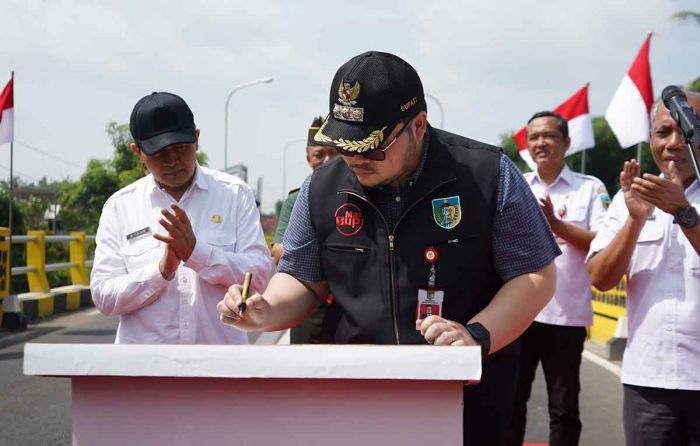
[217,272,269,332]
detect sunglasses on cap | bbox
[336,117,414,161]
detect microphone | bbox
[661,85,700,183]
[661,86,699,142]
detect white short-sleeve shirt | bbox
[588,181,700,390]
[525,165,609,327]
[90,164,272,345]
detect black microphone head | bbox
[662,85,686,108]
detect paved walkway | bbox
[524,348,624,445]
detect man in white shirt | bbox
[508,111,609,446]
[587,91,700,445]
[91,92,271,344]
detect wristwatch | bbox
[673,206,699,229]
[465,322,490,358]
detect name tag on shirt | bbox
[126,227,151,241]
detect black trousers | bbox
[624,384,700,446]
[506,321,586,446]
[463,339,520,446]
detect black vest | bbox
[308,127,503,344]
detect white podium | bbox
[24,344,481,446]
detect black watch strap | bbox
[465,322,490,358]
[673,206,699,229]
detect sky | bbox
[1,0,699,213]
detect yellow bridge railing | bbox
[590,278,628,358]
[0,228,95,327]
[0,227,630,350]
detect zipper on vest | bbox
[387,233,400,344]
[339,177,456,345]
[340,190,401,344]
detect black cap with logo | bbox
[314,51,426,156]
[130,92,197,156]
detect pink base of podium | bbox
[24,344,481,446]
[73,376,462,445]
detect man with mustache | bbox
[507,111,609,446]
[91,91,271,344]
[587,91,700,445]
[218,51,560,445]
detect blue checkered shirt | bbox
[278,140,560,282]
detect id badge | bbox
[416,288,444,320]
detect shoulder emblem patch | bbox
[432,196,462,229]
[597,186,611,210]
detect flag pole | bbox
[8,71,13,299]
[580,149,586,174]
[636,142,642,163]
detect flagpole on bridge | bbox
[8,71,13,299]
[636,142,642,163]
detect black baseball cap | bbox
[129,92,197,156]
[314,51,426,157]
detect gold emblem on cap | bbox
[338,81,361,106]
[211,215,222,224]
[314,119,387,154]
[333,104,364,122]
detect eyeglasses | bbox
[338,118,413,161]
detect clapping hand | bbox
[631,161,690,216]
[621,160,655,220]
[154,203,196,262]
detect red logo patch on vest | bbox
[334,203,364,236]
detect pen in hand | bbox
[237,272,253,316]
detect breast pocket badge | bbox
[416,288,444,320]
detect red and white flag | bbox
[605,34,653,148]
[513,84,595,169]
[0,74,13,146]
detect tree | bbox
[672,11,700,26]
[59,159,119,233]
[0,188,30,292]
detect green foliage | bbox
[59,159,119,233]
[106,121,145,188]
[15,194,48,231]
[672,11,700,25]
[0,188,29,292]
[688,77,700,93]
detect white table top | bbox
[24,343,481,381]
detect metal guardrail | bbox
[0,229,95,297]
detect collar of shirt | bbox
[368,127,430,230]
[528,164,577,189]
[373,125,431,194]
[147,163,208,199]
